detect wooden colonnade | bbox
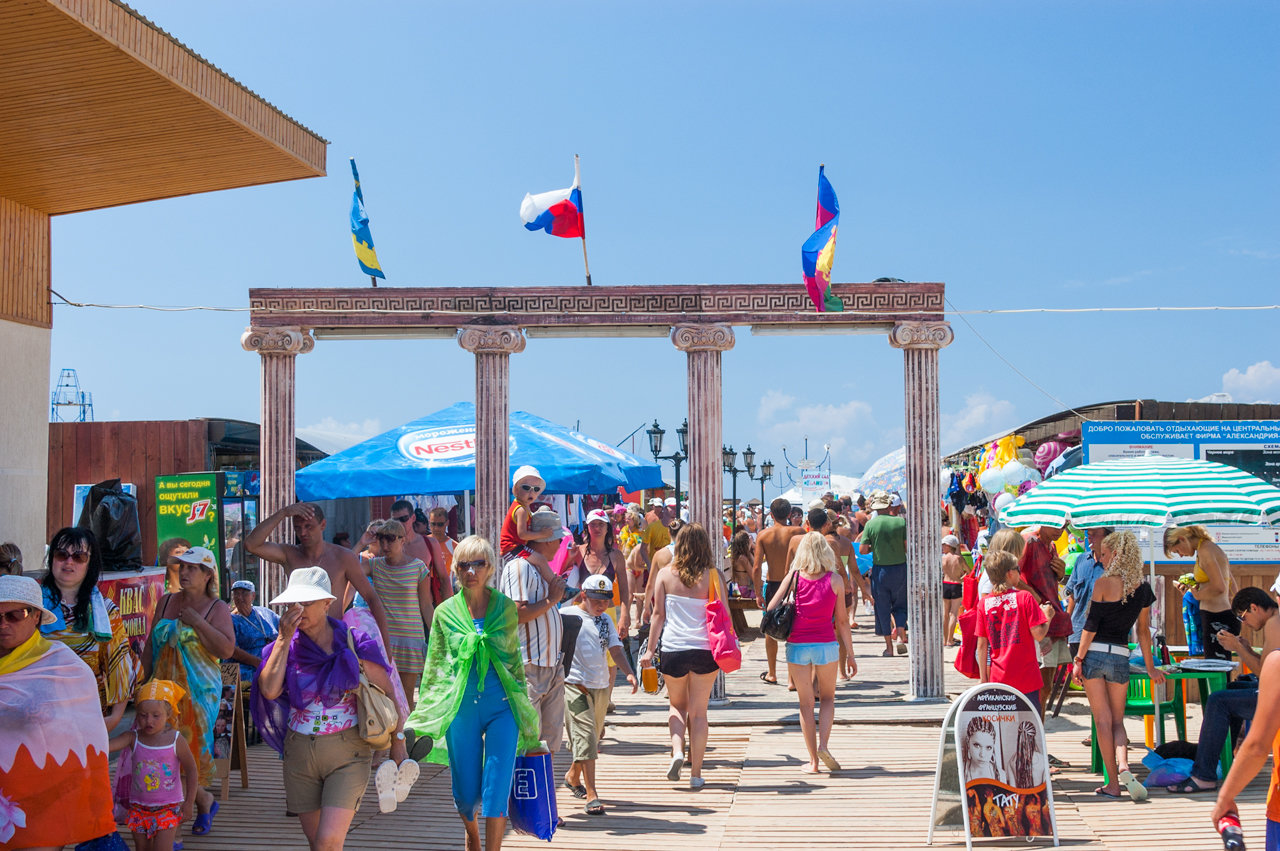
[243,283,953,700]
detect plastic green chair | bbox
[1090,673,1187,779]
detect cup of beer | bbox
[641,664,659,694]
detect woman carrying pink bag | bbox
[767,532,856,774]
[705,568,741,672]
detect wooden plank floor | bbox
[116,617,1274,849]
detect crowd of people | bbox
[7,463,1280,849]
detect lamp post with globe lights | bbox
[646,418,688,516]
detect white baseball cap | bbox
[664,497,677,507]
[269,566,337,606]
[173,546,218,571]
[512,465,545,488]
[941,534,961,549]
[649,497,665,508]
[889,494,903,507]
[585,509,610,525]
[582,574,613,600]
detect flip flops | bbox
[191,800,218,835]
[759,672,779,685]
[375,759,399,813]
[563,779,587,799]
[394,759,420,803]
[1094,786,1122,798]
[1118,770,1148,801]
[585,799,606,815]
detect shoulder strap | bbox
[202,597,218,619]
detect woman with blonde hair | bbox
[639,523,725,789]
[768,531,855,772]
[1072,530,1163,800]
[1164,525,1238,660]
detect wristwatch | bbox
[394,731,406,741]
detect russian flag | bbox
[801,165,844,313]
[520,157,584,238]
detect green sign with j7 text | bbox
[155,472,224,566]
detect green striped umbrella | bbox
[1001,456,1280,529]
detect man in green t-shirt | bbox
[859,490,909,656]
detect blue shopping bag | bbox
[508,749,558,841]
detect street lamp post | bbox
[747,457,774,525]
[646,418,688,516]
[722,444,749,534]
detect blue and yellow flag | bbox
[350,158,385,280]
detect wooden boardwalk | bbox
[121,619,1273,850]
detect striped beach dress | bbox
[370,556,430,675]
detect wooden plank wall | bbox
[1156,563,1279,649]
[0,196,51,326]
[48,420,207,564]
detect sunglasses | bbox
[376,533,402,542]
[430,521,447,527]
[53,548,90,565]
[0,607,32,624]
[392,514,413,523]
[457,559,487,572]
[519,484,543,493]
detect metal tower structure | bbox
[51,368,94,422]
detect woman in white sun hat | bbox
[0,574,117,849]
[252,566,404,848]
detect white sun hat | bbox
[0,575,57,625]
[269,566,336,606]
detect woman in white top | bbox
[639,523,728,790]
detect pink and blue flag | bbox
[801,165,843,312]
[520,157,584,238]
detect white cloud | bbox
[1222,361,1280,404]
[754,390,882,471]
[942,391,1016,452]
[297,417,383,455]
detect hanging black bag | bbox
[760,570,798,642]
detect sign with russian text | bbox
[929,683,1058,850]
[98,568,165,658]
[155,473,223,556]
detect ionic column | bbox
[242,326,314,602]
[459,327,526,559]
[889,320,954,701]
[672,325,735,540]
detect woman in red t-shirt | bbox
[975,551,1055,714]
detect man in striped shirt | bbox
[500,508,568,755]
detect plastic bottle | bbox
[1217,813,1246,851]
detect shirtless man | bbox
[941,534,967,647]
[755,498,805,686]
[390,499,451,603]
[784,508,861,680]
[244,502,392,650]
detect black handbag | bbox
[760,571,797,641]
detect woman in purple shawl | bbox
[252,567,400,850]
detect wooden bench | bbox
[727,597,758,635]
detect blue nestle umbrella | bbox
[296,402,663,500]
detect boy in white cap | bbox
[941,534,966,647]
[500,465,557,558]
[561,574,637,816]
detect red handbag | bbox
[962,563,980,611]
[706,570,742,673]
[954,607,981,679]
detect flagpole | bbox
[370,276,378,288]
[574,154,592,286]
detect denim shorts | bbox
[786,641,839,666]
[1081,649,1131,684]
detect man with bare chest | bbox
[755,498,805,686]
[245,502,392,650]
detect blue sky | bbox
[49,1,1278,490]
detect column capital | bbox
[888,321,954,350]
[241,326,315,355]
[458,326,526,355]
[671,324,735,353]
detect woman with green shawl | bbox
[406,535,539,851]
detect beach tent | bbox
[296,402,663,500]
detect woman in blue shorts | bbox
[767,532,856,774]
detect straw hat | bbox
[0,575,57,625]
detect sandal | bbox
[1047,754,1069,768]
[1118,769,1148,801]
[394,759,420,803]
[375,759,398,813]
[881,649,894,657]
[1094,786,1122,798]
[563,779,587,799]
[191,800,219,835]
[1166,778,1216,794]
[585,799,606,815]
[759,672,779,686]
